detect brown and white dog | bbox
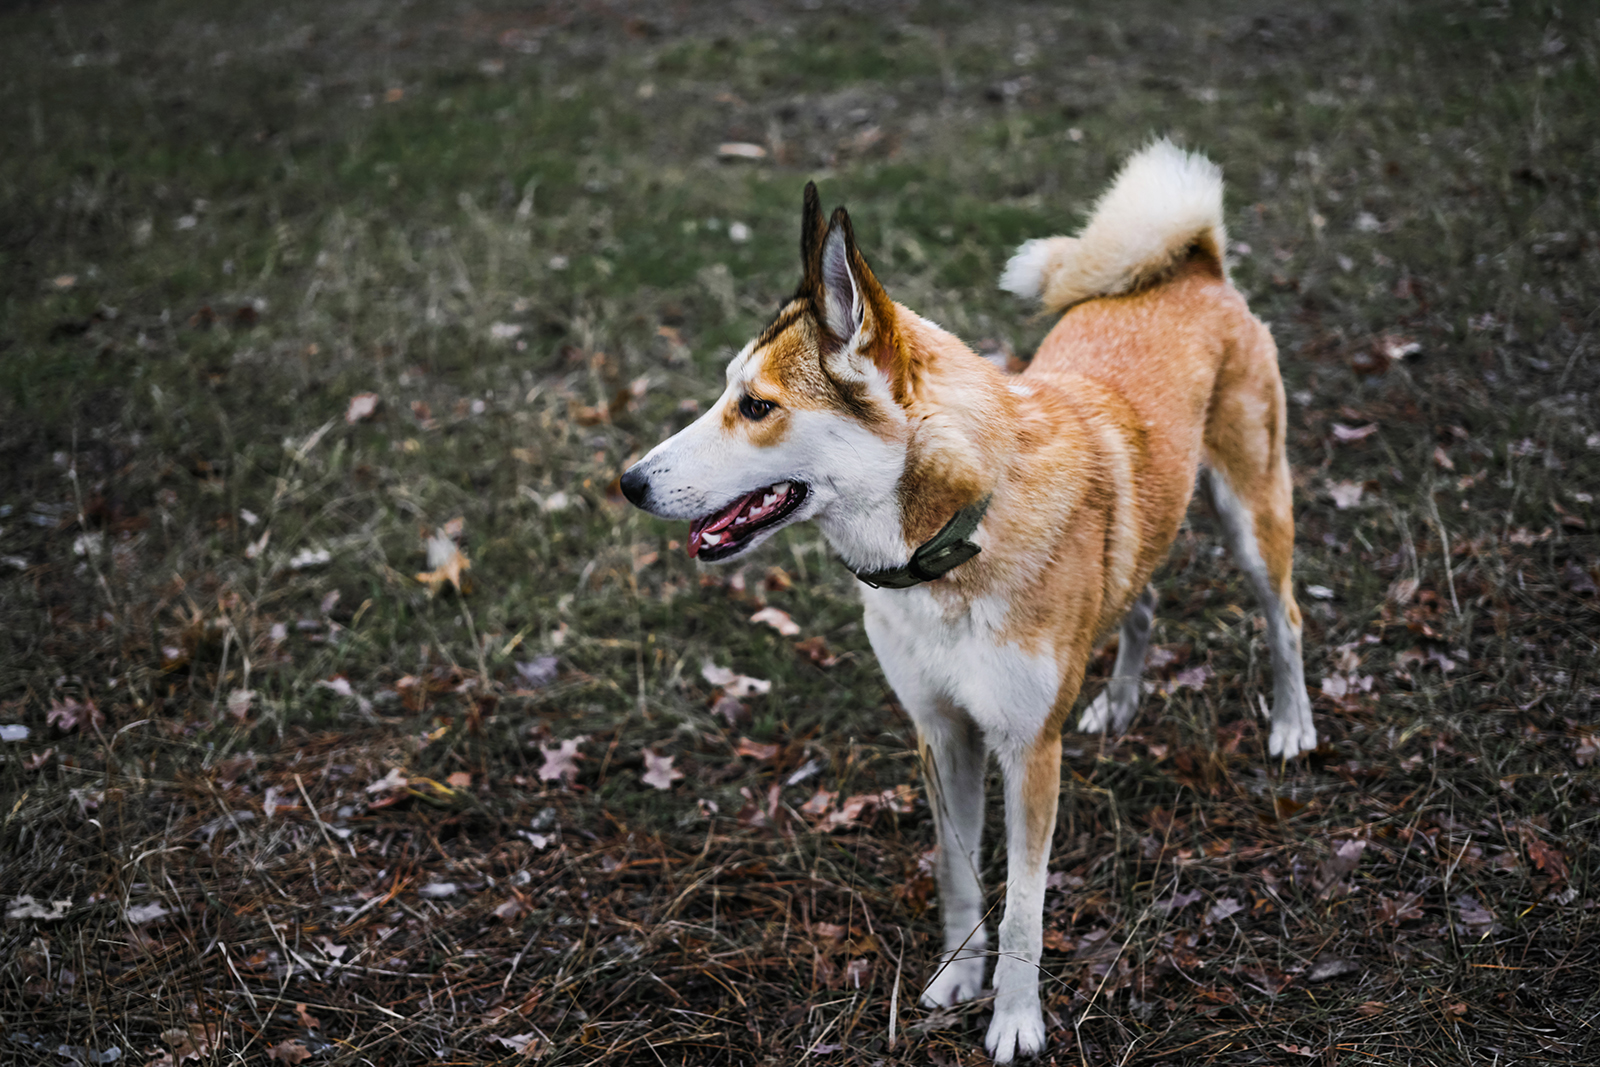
[620,141,1315,1062]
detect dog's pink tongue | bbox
[686,491,755,558]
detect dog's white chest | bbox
[861,586,1061,749]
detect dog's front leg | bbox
[985,727,1061,1063]
[916,709,989,1008]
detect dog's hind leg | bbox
[915,704,990,1009]
[1202,325,1315,756]
[1078,583,1158,736]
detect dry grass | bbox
[1,0,1597,1064]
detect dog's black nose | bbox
[619,465,650,508]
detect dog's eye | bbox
[738,395,776,421]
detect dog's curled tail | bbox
[999,139,1227,314]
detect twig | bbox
[294,773,350,881]
[1424,490,1463,620]
[888,928,904,1050]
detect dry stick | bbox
[1424,489,1463,620]
[294,773,350,882]
[501,924,546,997]
[801,992,857,1059]
[208,623,233,721]
[66,449,119,617]
[887,928,904,1050]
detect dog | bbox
[620,140,1315,1062]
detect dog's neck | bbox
[816,307,1021,582]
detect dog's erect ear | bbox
[798,181,829,302]
[814,206,903,386]
[818,210,861,344]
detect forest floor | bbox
[1,1,1597,1064]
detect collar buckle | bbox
[851,495,991,589]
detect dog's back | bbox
[1001,141,1286,595]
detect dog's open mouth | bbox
[687,481,808,561]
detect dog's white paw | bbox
[1079,685,1136,736]
[1078,692,1113,734]
[1267,714,1318,758]
[984,1001,1047,1064]
[920,953,986,1008]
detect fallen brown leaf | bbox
[736,737,779,761]
[267,1041,312,1065]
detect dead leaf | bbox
[225,689,254,719]
[47,696,104,734]
[514,656,559,689]
[162,1024,221,1064]
[793,635,840,667]
[1387,577,1419,604]
[717,141,767,159]
[6,895,72,921]
[415,530,471,593]
[1522,828,1569,883]
[1455,894,1499,937]
[263,784,301,818]
[1156,888,1203,914]
[799,789,836,816]
[23,747,54,771]
[821,785,916,831]
[294,1003,321,1030]
[1314,839,1367,898]
[345,392,380,424]
[1205,897,1245,925]
[710,694,747,724]
[488,1032,543,1056]
[1355,1001,1386,1016]
[640,749,683,791]
[701,661,771,698]
[1376,333,1421,361]
[268,1041,312,1065]
[538,737,586,784]
[365,767,409,796]
[1327,480,1365,508]
[1276,1044,1318,1057]
[1331,422,1379,443]
[446,771,472,790]
[316,676,372,715]
[736,737,779,761]
[749,606,800,636]
[1269,796,1309,822]
[1171,664,1211,691]
[1305,957,1360,982]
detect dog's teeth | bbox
[763,494,778,506]
[772,481,790,496]
[701,532,722,545]
[733,516,747,525]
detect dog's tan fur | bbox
[622,140,1312,1061]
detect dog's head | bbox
[621,184,925,570]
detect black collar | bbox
[851,496,992,589]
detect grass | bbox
[1,0,1597,1063]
